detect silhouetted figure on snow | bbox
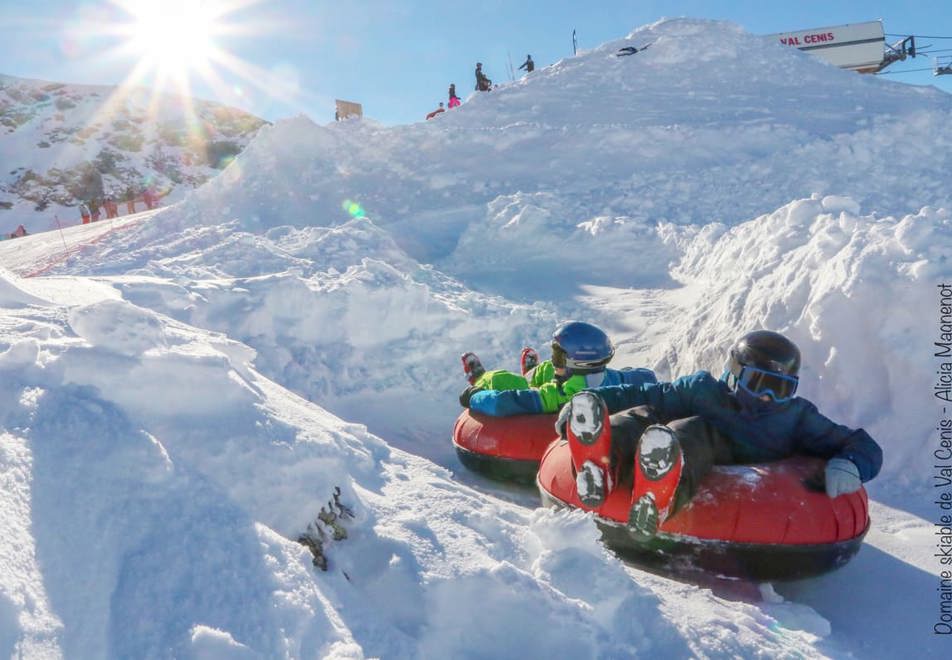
[475,63,492,91]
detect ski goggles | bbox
[736,365,798,402]
[551,342,612,371]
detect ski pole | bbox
[54,215,68,252]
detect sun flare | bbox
[71,0,299,141]
[122,0,220,82]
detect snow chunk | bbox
[0,267,50,308]
[68,299,168,357]
[821,195,860,215]
[189,626,256,659]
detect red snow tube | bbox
[537,439,870,580]
[452,410,557,483]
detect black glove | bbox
[459,385,484,408]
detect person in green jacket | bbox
[459,321,656,415]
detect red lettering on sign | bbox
[799,32,837,45]
[779,31,838,48]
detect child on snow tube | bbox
[458,321,656,416]
[550,330,884,539]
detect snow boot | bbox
[628,425,684,540]
[461,352,485,385]
[520,347,540,376]
[565,391,614,508]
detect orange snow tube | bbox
[537,439,870,580]
[452,410,558,483]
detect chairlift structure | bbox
[936,56,952,76]
[770,20,916,74]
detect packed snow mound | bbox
[466,17,949,131]
[651,195,951,483]
[22,214,564,456]
[0,265,48,307]
[135,19,952,296]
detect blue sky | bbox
[1,0,950,125]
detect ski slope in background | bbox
[0,18,949,658]
[0,73,265,234]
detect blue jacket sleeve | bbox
[618,367,658,386]
[592,372,706,418]
[794,401,883,482]
[469,388,545,416]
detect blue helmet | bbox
[551,321,614,374]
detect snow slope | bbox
[0,17,949,658]
[138,19,952,293]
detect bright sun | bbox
[123,0,221,81]
[85,0,288,123]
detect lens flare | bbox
[342,199,366,219]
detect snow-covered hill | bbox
[0,17,949,658]
[147,19,952,289]
[0,74,266,235]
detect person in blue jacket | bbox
[461,321,656,416]
[556,330,884,539]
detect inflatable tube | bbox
[452,410,557,483]
[537,440,870,580]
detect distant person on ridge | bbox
[125,187,136,214]
[104,195,118,219]
[79,202,91,224]
[426,102,446,120]
[475,63,492,91]
[519,54,534,73]
[458,321,656,414]
[448,84,461,108]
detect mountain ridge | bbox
[0,72,267,233]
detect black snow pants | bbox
[608,405,735,512]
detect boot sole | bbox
[460,353,484,385]
[629,425,683,539]
[576,461,606,508]
[638,425,680,481]
[628,494,659,540]
[568,391,604,446]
